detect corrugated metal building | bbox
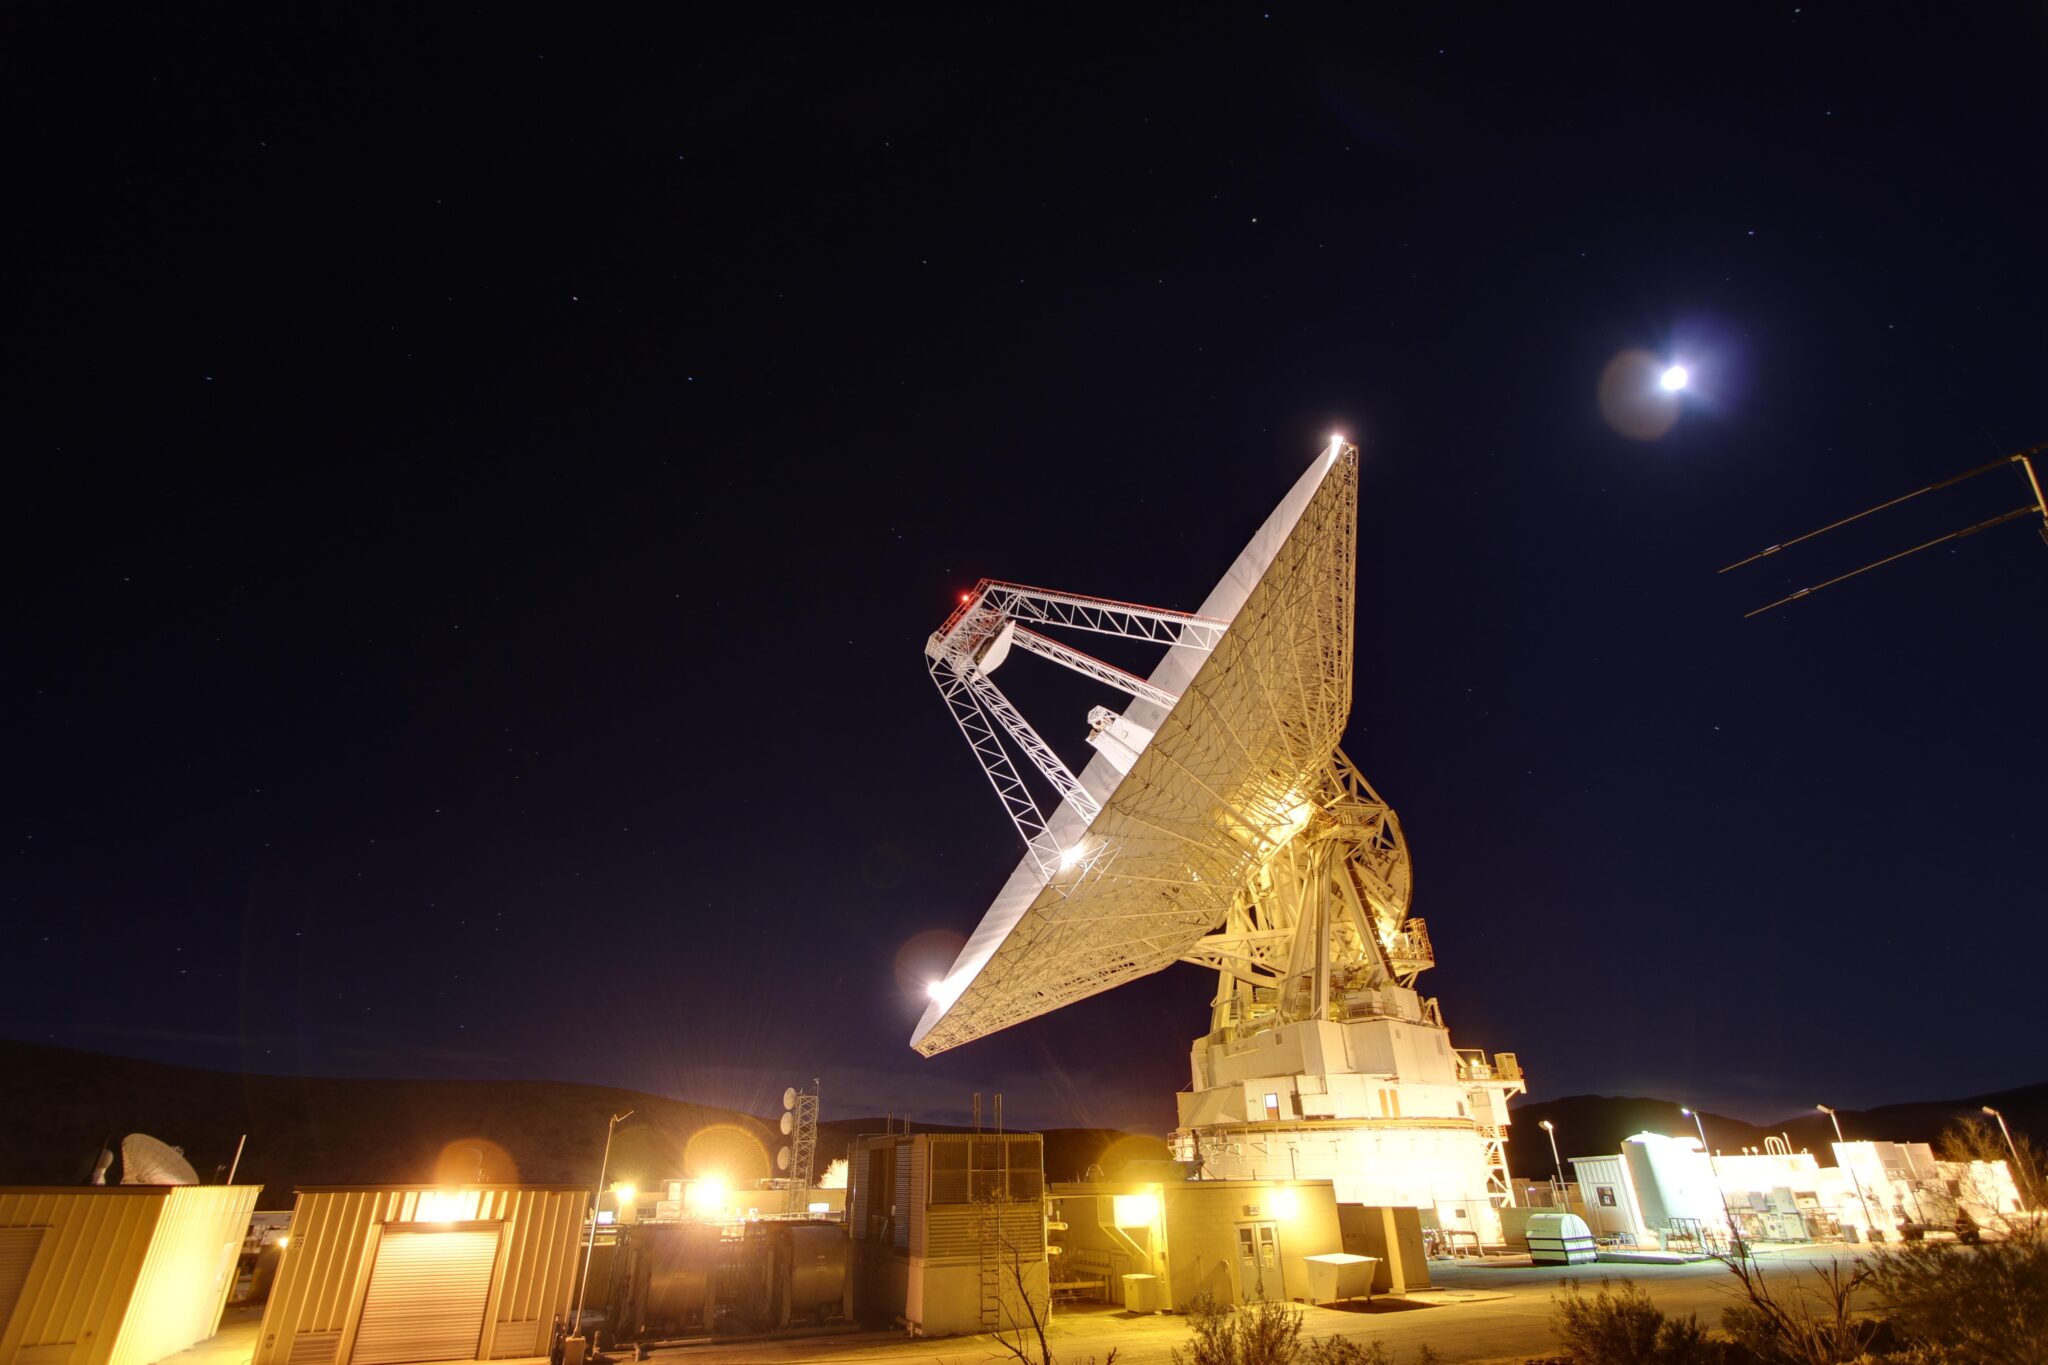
[0,1184,260,1365]
[254,1187,585,1365]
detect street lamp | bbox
[1983,1106,2035,1207]
[1681,1107,1742,1254]
[1818,1104,1880,1241]
[573,1109,634,1346]
[1539,1120,1566,1207]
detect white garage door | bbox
[351,1227,498,1365]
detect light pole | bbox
[1983,1106,2035,1207]
[1818,1104,1880,1242]
[1681,1107,1742,1254]
[573,1109,633,1344]
[1539,1120,1566,1208]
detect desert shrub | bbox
[1863,1224,2048,1365]
[1301,1339,1390,1365]
[1552,1277,1719,1365]
[1173,1296,1435,1365]
[1714,1255,1871,1365]
[1173,1293,1304,1365]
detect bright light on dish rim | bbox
[1659,364,1689,392]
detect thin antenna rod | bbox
[1721,451,2031,574]
[1744,504,2040,618]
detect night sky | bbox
[6,7,2045,1137]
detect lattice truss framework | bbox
[1183,749,1435,1039]
[915,446,1371,1055]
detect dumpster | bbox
[1302,1252,1377,1303]
[1121,1273,1160,1313]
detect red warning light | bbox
[959,592,972,603]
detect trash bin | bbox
[1302,1252,1377,1303]
[1120,1273,1160,1313]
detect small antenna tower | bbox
[779,1080,820,1191]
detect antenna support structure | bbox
[914,437,1528,1242]
[779,1081,820,1207]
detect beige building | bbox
[254,1186,585,1365]
[0,1184,259,1365]
[1050,1178,1343,1310]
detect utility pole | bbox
[1681,1107,1742,1254]
[1539,1119,1566,1208]
[1817,1104,1882,1242]
[1983,1105,2035,1208]
[569,1109,633,1361]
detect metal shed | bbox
[254,1187,585,1365]
[0,1184,259,1365]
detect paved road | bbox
[666,1246,1878,1365]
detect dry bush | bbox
[1173,1293,1305,1365]
[1173,1294,1436,1365]
[1711,1254,1872,1365]
[1863,1220,2048,1365]
[1551,1277,1719,1365]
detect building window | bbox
[1264,1092,1281,1122]
[1597,1187,1617,1207]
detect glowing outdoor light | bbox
[686,1175,729,1213]
[1659,363,1690,392]
[415,1189,469,1222]
[1268,1187,1299,1219]
[1112,1192,1160,1227]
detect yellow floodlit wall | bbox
[0,1184,259,1365]
[254,1186,584,1365]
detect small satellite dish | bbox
[777,1147,792,1172]
[782,1087,797,1111]
[121,1134,199,1186]
[780,1111,795,1135]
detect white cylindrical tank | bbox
[1622,1133,1720,1233]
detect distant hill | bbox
[0,1041,1161,1204]
[0,1040,780,1203]
[8,1041,2032,1200]
[1506,1083,2048,1178]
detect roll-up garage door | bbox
[351,1226,499,1365]
[0,1228,48,1333]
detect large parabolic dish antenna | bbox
[912,438,1360,1055]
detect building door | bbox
[1234,1221,1283,1302]
[351,1226,499,1365]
